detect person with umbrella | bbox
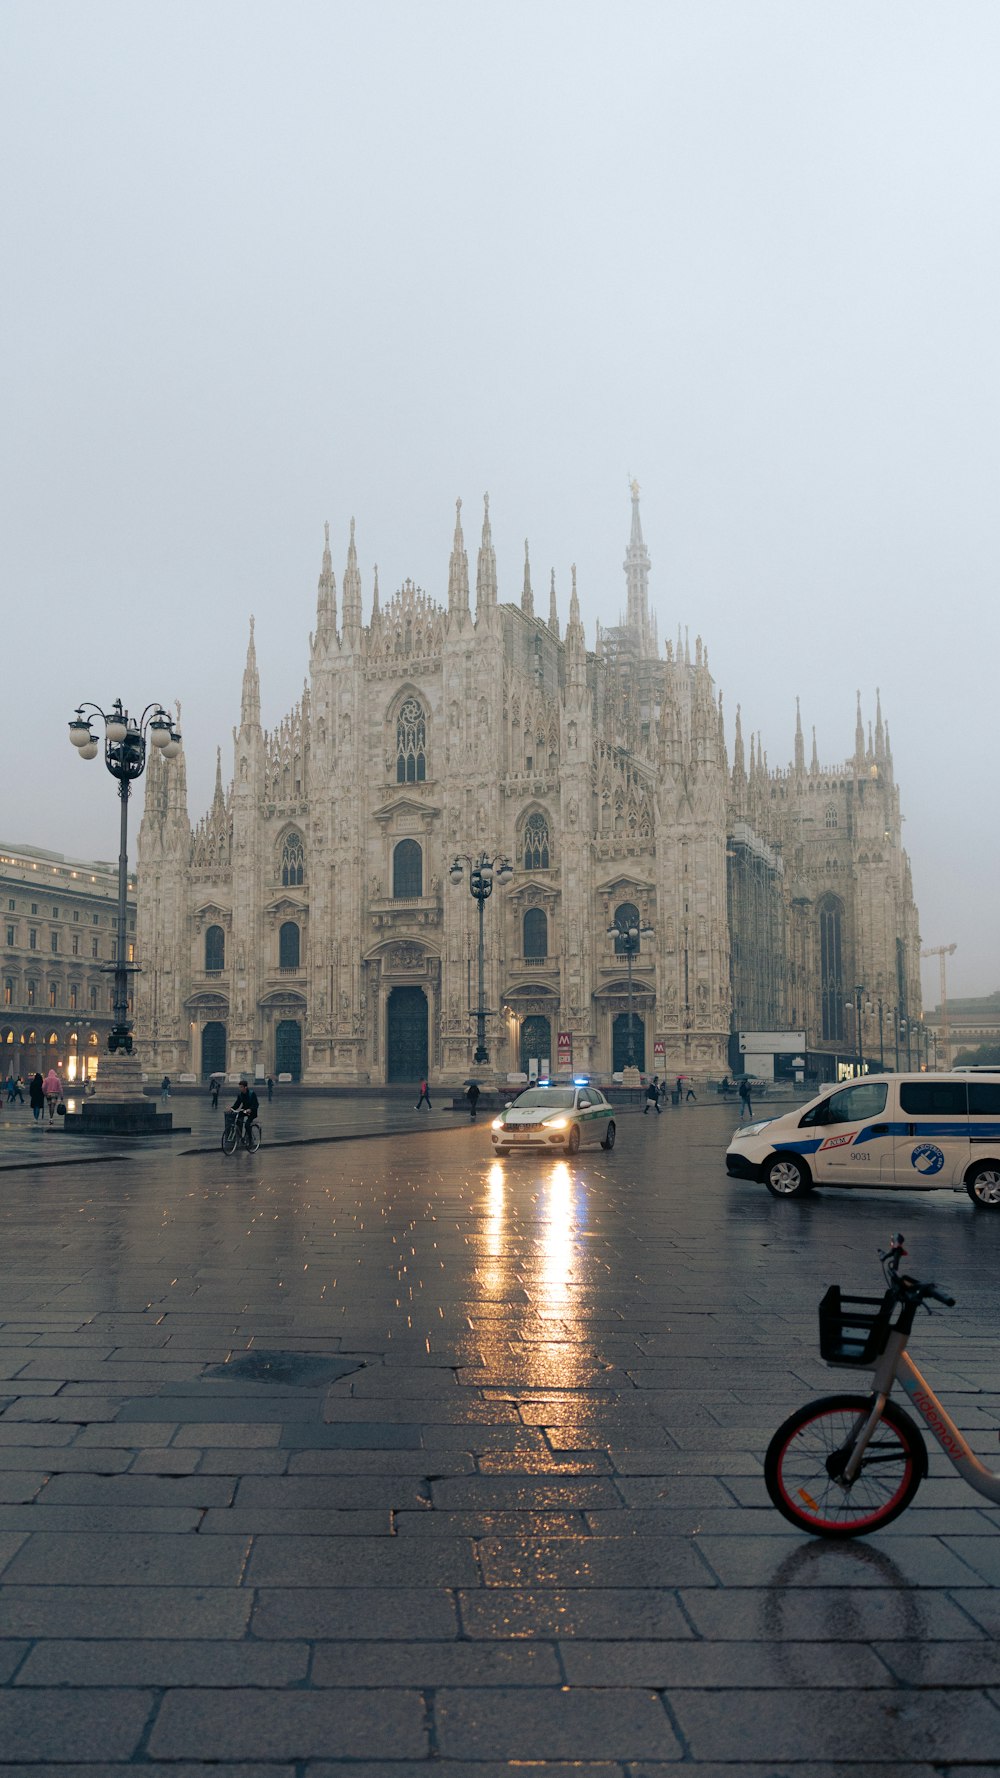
[465,1079,481,1120]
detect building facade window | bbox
[27,981,35,1007]
[523,907,548,958]
[71,935,79,956]
[205,925,225,972]
[523,812,550,870]
[5,926,13,946]
[48,984,57,1009]
[281,832,304,887]
[612,902,642,954]
[279,921,301,969]
[50,933,58,953]
[91,939,99,958]
[819,895,844,1041]
[825,804,838,829]
[89,987,97,1011]
[69,986,78,1011]
[29,930,36,951]
[395,698,426,783]
[3,980,11,1007]
[392,839,422,899]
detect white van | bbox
[726,1071,1000,1209]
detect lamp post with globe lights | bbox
[607,908,655,1069]
[68,699,181,1067]
[449,851,513,1066]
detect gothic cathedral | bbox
[136,489,921,1084]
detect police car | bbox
[491,1080,616,1156]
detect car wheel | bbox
[567,1124,581,1155]
[966,1163,1000,1208]
[764,1154,812,1198]
[494,1146,509,1158]
[601,1121,616,1151]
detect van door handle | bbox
[870,1124,888,1135]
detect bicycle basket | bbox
[818,1285,898,1366]
[224,1109,236,1131]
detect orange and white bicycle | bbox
[765,1235,1000,1536]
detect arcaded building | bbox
[135,489,921,1084]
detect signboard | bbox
[557,1030,572,1070]
[739,1031,806,1054]
[654,1039,665,1058]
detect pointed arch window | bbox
[279,922,301,970]
[393,839,423,899]
[818,895,844,1041]
[523,812,550,871]
[396,698,426,783]
[824,804,838,829]
[613,902,641,954]
[205,925,225,972]
[281,832,304,886]
[523,907,548,958]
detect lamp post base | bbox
[64,1052,175,1136]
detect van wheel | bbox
[966,1163,1000,1208]
[764,1155,813,1198]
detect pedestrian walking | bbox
[685,1079,697,1102]
[266,1077,274,1102]
[12,1076,24,1104]
[29,1073,44,1124]
[5,1074,14,1104]
[466,1080,481,1120]
[42,1068,62,1123]
[644,1075,661,1115]
[210,1077,220,1110]
[738,1076,753,1120]
[161,1075,171,1102]
[415,1077,432,1110]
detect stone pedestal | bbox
[64,1052,175,1136]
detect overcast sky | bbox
[2,1,997,1006]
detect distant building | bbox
[926,991,1000,1070]
[135,489,922,1085]
[0,844,136,1083]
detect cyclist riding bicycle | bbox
[231,1080,259,1137]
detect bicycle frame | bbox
[844,1328,1000,1502]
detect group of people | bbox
[6,1069,66,1124]
[643,1074,699,1113]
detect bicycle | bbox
[765,1233,1000,1536]
[222,1109,261,1154]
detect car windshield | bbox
[514,1088,575,1109]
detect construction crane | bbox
[921,943,957,1068]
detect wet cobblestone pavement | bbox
[0,1102,998,1772]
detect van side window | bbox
[802,1082,888,1128]
[968,1083,1000,1115]
[899,1082,967,1116]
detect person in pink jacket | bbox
[42,1067,62,1123]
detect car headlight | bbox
[491,1117,505,1130]
[542,1116,569,1129]
[736,1120,772,1137]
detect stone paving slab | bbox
[0,1109,999,1768]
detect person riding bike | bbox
[231,1080,259,1138]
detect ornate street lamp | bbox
[69,698,180,1057]
[449,851,513,1065]
[607,909,655,1068]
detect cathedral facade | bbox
[135,489,922,1085]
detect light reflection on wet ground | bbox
[0,1105,999,1767]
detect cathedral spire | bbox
[241,616,260,730]
[854,689,865,765]
[548,568,560,638]
[875,686,885,758]
[794,696,805,772]
[371,562,381,618]
[732,703,746,786]
[212,745,225,811]
[447,498,469,618]
[566,563,586,690]
[623,477,653,655]
[342,517,362,634]
[521,539,534,617]
[315,520,337,645]
[811,725,819,773]
[476,492,497,613]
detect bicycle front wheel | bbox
[247,1122,261,1151]
[222,1126,238,1154]
[765,1393,927,1537]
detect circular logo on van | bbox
[911,1143,945,1175]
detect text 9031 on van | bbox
[726,1073,1000,1209]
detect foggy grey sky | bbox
[2,1,997,1007]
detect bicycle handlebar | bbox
[881,1234,955,1309]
